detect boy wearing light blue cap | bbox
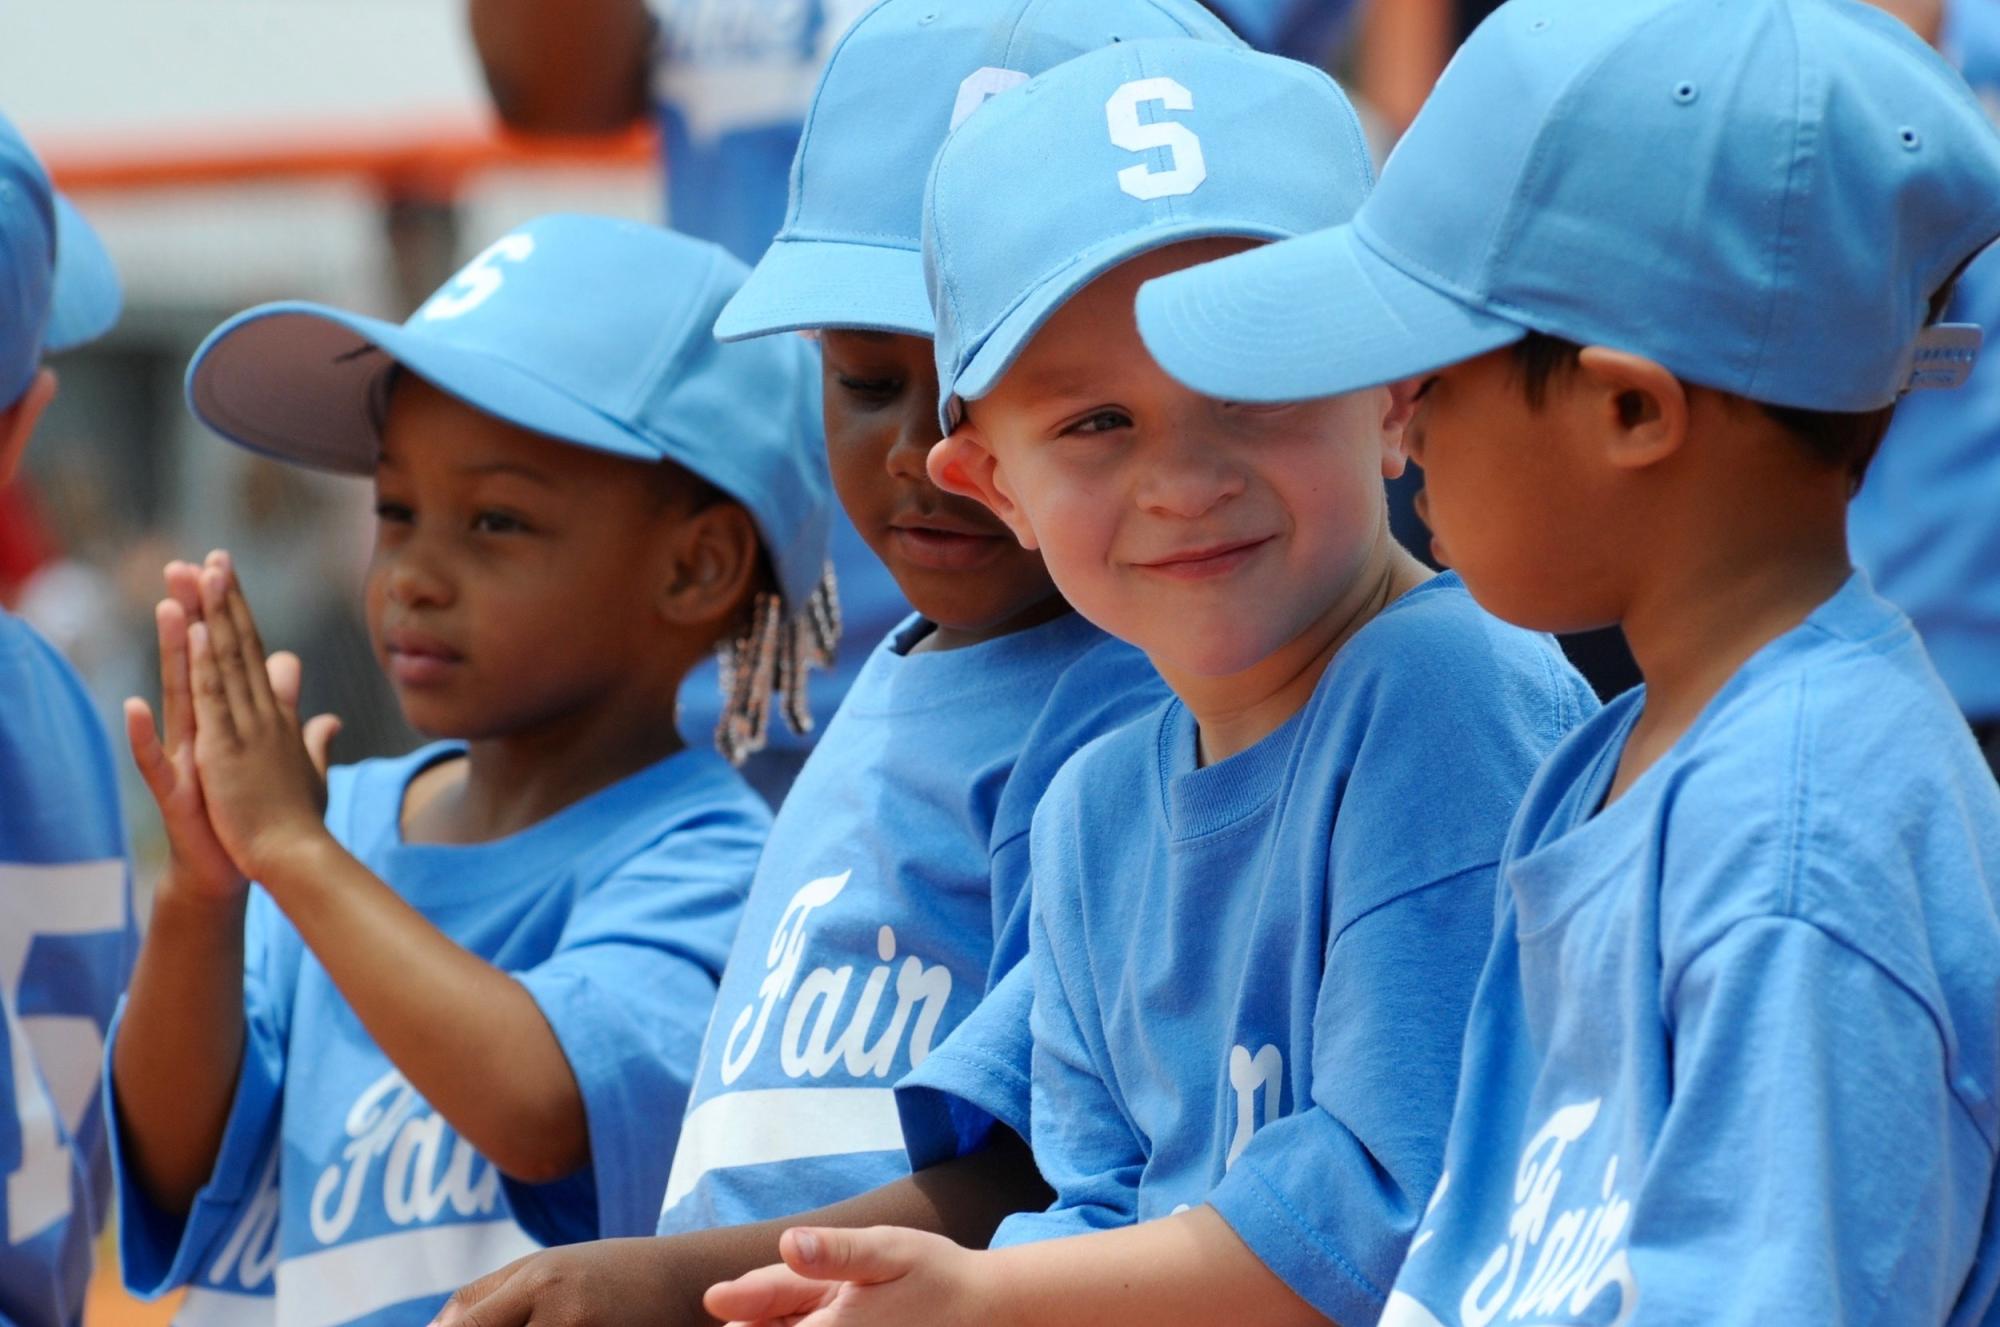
[1139,1,2000,1321]
[707,38,1593,1327]
[0,110,136,1327]
[431,5,1230,1324]
[107,216,829,1327]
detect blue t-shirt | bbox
[0,610,135,1327]
[1382,574,2000,1327]
[989,576,1596,1327]
[1850,241,2000,720]
[657,612,1165,1234]
[109,742,765,1327]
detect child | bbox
[706,38,1596,1327]
[0,110,136,1327]
[109,217,830,1326]
[1137,0,2000,1320]
[429,5,1235,1324]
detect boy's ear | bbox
[658,500,762,630]
[1575,348,1687,471]
[0,369,58,490]
[1378,380,1418,481]
[928,424,1038,550]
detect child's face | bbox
[819,329,1061,635]
[944,241,1407,681]
[1403,349,1618,633]
[366,376,693,739]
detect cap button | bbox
[1899,126,1923,152]
[1672,81,1700,106]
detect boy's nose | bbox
[1136,437,1246,520]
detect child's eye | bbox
[472,510,530,535]
[1066,409,1132,436]
[836,373,902,404]
[375,501,414,524]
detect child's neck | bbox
[1608,481,1854,804]
[1176,541,1431,767]
[912,590,1074,654]
[402,691,687,846]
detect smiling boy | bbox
[704,39,1594,1327]
[1138,1,2000,1321]
[426,6,1237,1325]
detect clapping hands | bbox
[125,551,343,893]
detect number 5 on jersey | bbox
[1107,77,1207,202]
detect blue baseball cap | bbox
[1139,0,2000,413]
[926,38,1373,429]
[0,111,122,407]
[713,0,1244,344]
[187,214,831,613]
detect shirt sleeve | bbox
[1208,863,1496,1326]
[108,893,289,1299]
[989,900,1147,1249]
[1625,915,1985,1324]
[895,960,1034,1171]
[504,816,756,1244]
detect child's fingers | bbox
[186,621,238,745]
[155,599,194,750]
[704,1263,842,1325]
[163,560,202,621]
[123,698,173,799]
[265,651,302,720]
[197,566,261,722]
[780,1226,918,1287]
[218,560,279,709]
[303,715,343,780]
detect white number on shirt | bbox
[420,234,536,321]
[0,860,127,1244]
[1106,77,1207,202]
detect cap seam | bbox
[785,0,896,235]
[629,241,725,413]
[1745,0,1813,400]
[1485,5,1681,306]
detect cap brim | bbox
[948,220,1295,429]
[44,195,122,352]
[186,303,662,474]
[715,237,933,342]
[1136,223,1527,403]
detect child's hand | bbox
[183,553,343,884]
[125,559,251,901]
[430,1239,693,1327]
[704,1227,993,1327]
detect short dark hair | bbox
[1507,297,1951,485]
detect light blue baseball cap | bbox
[926,38,1373,430]
[0,111,122,408]
[1139,0,2000,413]
[187,214,831,612]
[713,0,1244,344]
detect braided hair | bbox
[713,562,840,766]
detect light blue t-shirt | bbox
[1382,573,2000,1327]
[109,742,765,1327]
[657,612,1165,1234]
[0,610,135,1327]
[989,576,1596,1327]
